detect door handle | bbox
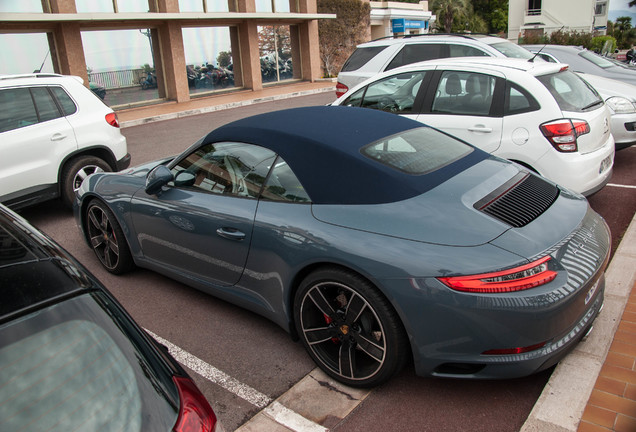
[216,227,246,241]
[467,126,492,133]
[50,133,67,141]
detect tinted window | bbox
[31,87,62,122]
[505,82,540,115]
[171,142,276,198]
[386,44,445,70]
[536,71,603,112]
[341,46,389,72]
[0,88,38,133]
[579,50,615,68]
[362,127,473,175]
[0,294,177,431]
[431,71,496,116]
[344,71,428,113]
[50,86,78,115]
[262,157,310,203]
[449,44,489,57]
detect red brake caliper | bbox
[323,314,340,344]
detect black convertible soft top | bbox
[203,106,487,204]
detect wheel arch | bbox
[57,146,118,192]
[78,195,136,258]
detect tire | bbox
[61,156,111,209]
[85,199,134,274]
[294,267,409,387]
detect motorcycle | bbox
[140,71,157,90]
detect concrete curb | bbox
[520,211,636,431]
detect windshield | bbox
[536,70,603,112]
[489,41,535,59]
[579,50,617,69]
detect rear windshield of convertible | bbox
[361,127,473,175]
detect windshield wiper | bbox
[582,100,603,110]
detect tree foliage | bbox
[258,26,291,59]
[317,0,370,77]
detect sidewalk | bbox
[116,81,636,432]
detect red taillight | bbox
[482,341,547,355]
[105,112,120,128]
[438,256,557,293]
[172,376,218,432]
[336,82,349,98]
[539,119,589,152]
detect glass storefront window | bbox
[256,0,291,13]
[258,25,295,84]
[179,0,230,12]
[81,29,160,107]
[0,34,53,74]
[76,0,151,12]
[0,0,42,12]
[182,27,236,96]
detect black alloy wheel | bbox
[85,200,134,274]
[295,268,408,387]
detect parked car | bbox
[332,57,615,196]
[336,34,537,97]
[89,81,106,99]
[0,73,130,209]
[0,203,223,432]
[576,73,636,150]
[523,46,636,150]
[75,106,609,387]
[337,35,632,152]
[523,44,636,87]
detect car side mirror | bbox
[146,165,173,195]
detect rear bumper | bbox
[116,153,131,171]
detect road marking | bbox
[147,330,332,432]
[264,401,329,432]
[146,329,272,408]
[607,183,636,189]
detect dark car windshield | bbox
[362,127,473,174]
[536,70,602,112]
[0,293,178,431]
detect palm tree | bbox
[430,0,470,33]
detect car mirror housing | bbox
[145,165,173,195]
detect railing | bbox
[88,68,143,89]
[527,9,542,16]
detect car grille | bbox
[474,172,559,228]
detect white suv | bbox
[332,58,615,196]
[336,34,535,97]
[0,74,130,209]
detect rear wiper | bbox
[582,100,603,110]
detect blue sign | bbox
[392,18,426,33]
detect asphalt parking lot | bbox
[17,92,636,431]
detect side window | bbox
[30,87,62,123]
[170,142,276,198]
[50,87,78,115]
[449,45,489,57]
[0,88,38,133]
[354,72,427,113]
[431,71,496,116]
[262,157,310,203]
[342,88,365,107]
[386,44,445,70]
[505,82,540,115]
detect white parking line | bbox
[607,183,636,189]
[146,329,272,408]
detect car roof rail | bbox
[369,32,480,43]
[0,73,64,81]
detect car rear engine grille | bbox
[475,172,559,228]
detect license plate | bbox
[599,155,612,174]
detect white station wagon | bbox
[332,57,615,196]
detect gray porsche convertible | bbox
[75,106,610,387]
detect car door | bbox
[0,86,76,200]
[417,70,504,154]
[130,142,277,287]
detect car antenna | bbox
[528,26,564,62]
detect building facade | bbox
[0,0,333,108]
[508,0,609,41]
[369,1,435,40]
